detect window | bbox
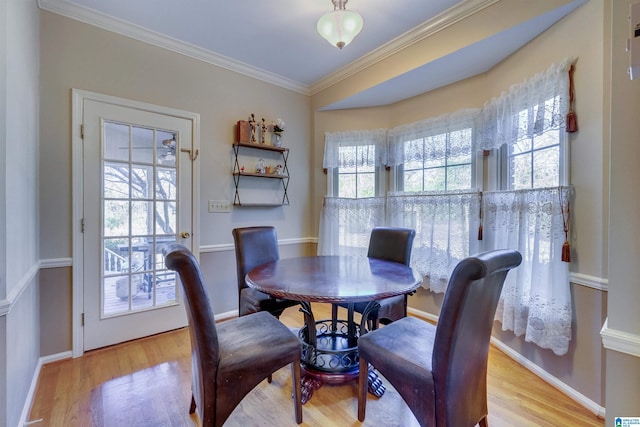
[386,110,481,292]
[322,129,387,198]
[318,129,387,256]
[334,144,378,198]
[479,58,574,356]
[401,128,474,192]
[502,96,568,190]
[320,58,574,356]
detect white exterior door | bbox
[79,95,197,351]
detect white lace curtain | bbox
[318,196,386,256]
[319,129,388,256]
[318,58,574,355]
[387,108,480,165]
[322,129,388,169]
[482,187,572,356]
[479,57,575,151]
[387,190,480,293]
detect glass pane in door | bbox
[102,121,178,317]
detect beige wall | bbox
[2,0,41,425]
[605,0,640,422]
[311,0,607,408]
[39,11,313,262]
[38,10,315,337]
[39,267,71,356]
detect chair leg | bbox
[291,361,303,424]
[367,316,380,331]
[478,416,489,427]
[357,357,369,422]
[331,304,338,331]
[189,394,196,414]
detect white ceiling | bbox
[38,0,586,110]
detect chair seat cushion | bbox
[358,316,437,425]
[340,295,406,323]
[240,288,298,316]
[216,311,301,384]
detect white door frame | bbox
[71,89,200,358]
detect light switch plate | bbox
[208,200,231,213]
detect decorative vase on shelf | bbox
[272,132,282,147]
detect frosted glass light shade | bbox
[317,9,363,49]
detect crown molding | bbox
[37,0,500,98]
[37,0,309,95]
[309,0,501,95]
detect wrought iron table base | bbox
[297,302,386,403]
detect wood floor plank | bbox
[28,304,604,426]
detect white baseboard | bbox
[20,351,73,427]
[489,338,606,418]
[407,307,606,419]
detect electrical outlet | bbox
[208,200,231,213]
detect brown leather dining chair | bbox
[163,243,302,427]
[332,226,416,330]
[357,249,522,427]
[232,226,299,318]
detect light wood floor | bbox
[29,304,604,426]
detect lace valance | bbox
[479,57,576,151]
[322,129,388,169]
[387,109,480,165]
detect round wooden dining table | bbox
[246,255,423,403]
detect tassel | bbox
[559,187,571,263]
[562,240,571,262]
[566,110,578,133]
[477,191,483,240]
[566,64,578,133]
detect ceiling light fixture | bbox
[317,0,363,50]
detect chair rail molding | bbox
[570,272,608,291]
[0,262,39,316]
[40,257,73,269]
[200,237,317,253]
[601,318,640,358]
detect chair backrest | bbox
[367,227,416,265]
[163,243,219,425]
[432,249,522,427]
[232,226,280,294]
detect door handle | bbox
[180,231,191,238]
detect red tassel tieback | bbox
[566,111,578,133]
[566,64,578,133]
[559,187,571,263]
[562,241,571,262]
